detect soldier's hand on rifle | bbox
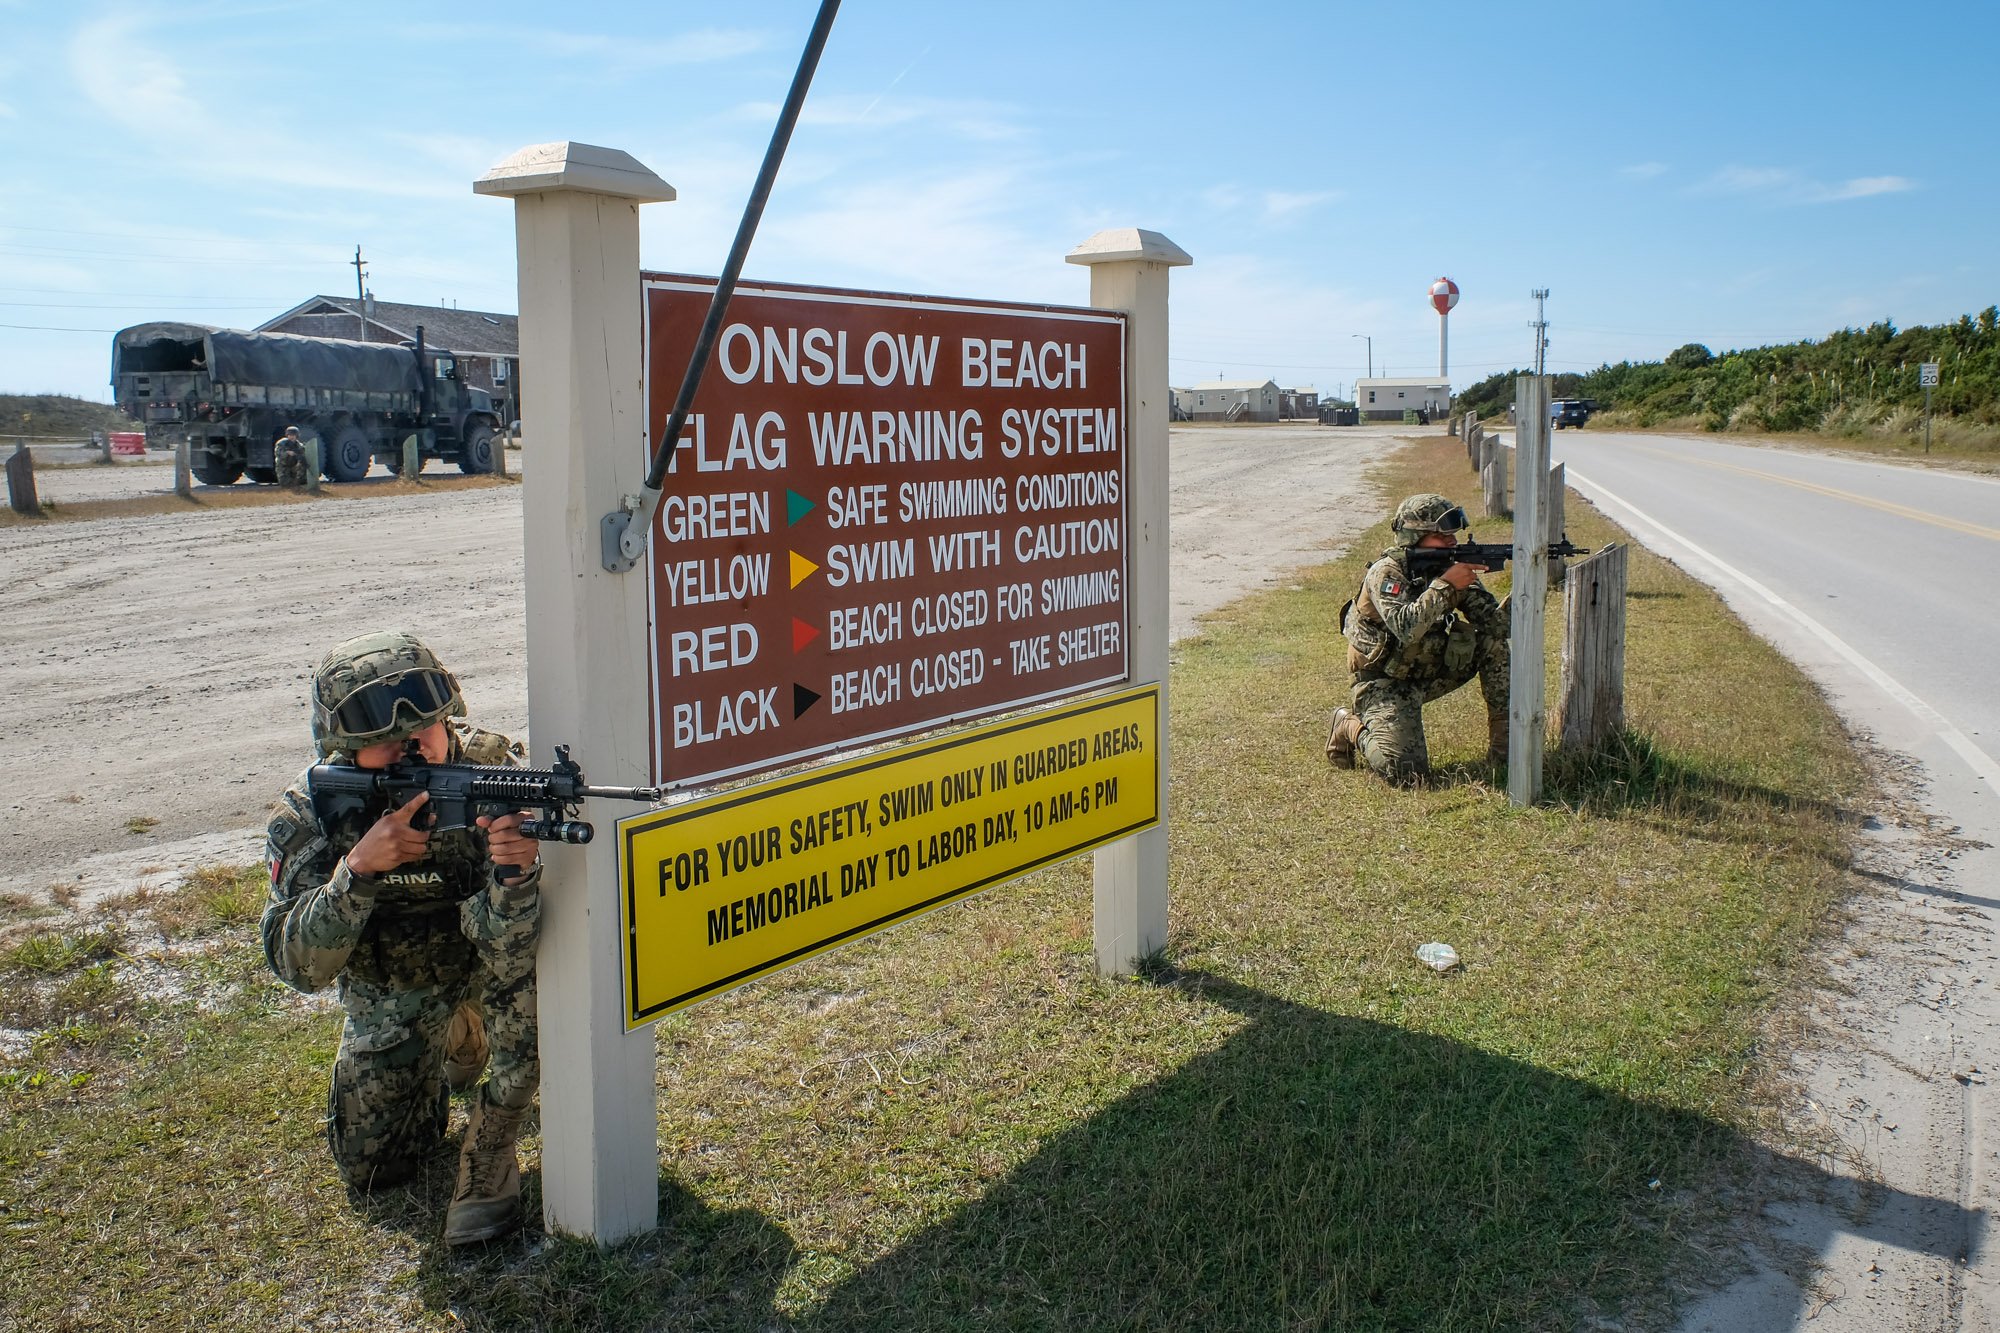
[1439,560,1486,590]
[478,812,541,871]
[345,792,432,876]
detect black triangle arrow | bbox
[793,683,822,719]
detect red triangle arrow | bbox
[791,617,820,652]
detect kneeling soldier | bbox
[1327,493,1510,784]
[262,631,540,1245]
[274,426,309,489]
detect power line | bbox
[0,322,120,333]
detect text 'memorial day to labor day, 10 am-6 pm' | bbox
[618,685,1158,1024]
[642,276,1130,788]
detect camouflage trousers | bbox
[325,936,539,1191]
[1352,621,1509,785]
[274,439,307,489]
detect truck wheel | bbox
[191,454,244,486]
[323,424,372,483]
[245,465,278,484]
[457,424,496,475]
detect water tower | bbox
[1429,277,1459,378]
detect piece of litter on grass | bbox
[1648,1178,1662,1190]
[1415,942,1459,972]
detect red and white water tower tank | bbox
[1429,277,1459,377]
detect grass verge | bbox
[0,438,1866,1330]
[0,472,517,527]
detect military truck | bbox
[110,322,503,484]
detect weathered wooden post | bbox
[1507,376,1550,804]
[1069,227,1189,976]
[6,443,40,516]
[93,430,111,463]
[173,434,193,498]
[1481,438,1508,518]
[1554,543,1628,751]
[1546,462,1567,589]
[303,436,322,494]
[401,434,422,480]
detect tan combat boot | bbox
[1325,708,1360,769]
[442,1000,489,1092]
[444,1098,526,1246]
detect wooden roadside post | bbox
[1068,228,1189,976]
[401,434,422,480]
[477,141,676,1245]
[1554,543,1628,751]
[1507,376,1551,805]
[6,443,39,516]
[173,434,193,498]
[304,436,322,493]
[1481,433,1508,518]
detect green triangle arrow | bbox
[785,489,816,527]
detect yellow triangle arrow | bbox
[789,550,819,589]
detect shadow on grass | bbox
[789,971,1977,1332]
[415,972,1978,1332]
[1436,727,1860,838]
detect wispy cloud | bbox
[1694,164,1917,205]
[1261,189,1337,221]
[736,94,1026,143]
[397,23,767,77]
[1201,184,1338,222]
[1620,162,1668,180]
[69,13,461,200]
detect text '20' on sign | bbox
[617,685,1159,1025]
[642,275,1129,788]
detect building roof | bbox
[1356,376,1450,388]
[257,296,518,356]
[1189,379,1278,391]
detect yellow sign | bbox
[616,686,1159,1027]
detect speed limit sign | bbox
[1920,362,1940,387]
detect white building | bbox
[1178,379,1281,423]
[1355,377,1450,421]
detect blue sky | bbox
[2,0,1993,402]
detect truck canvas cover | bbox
[113,323,421,396]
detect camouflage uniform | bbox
[274,428,308,489]
[1337,545,1510,784]
[262,719,541,1190]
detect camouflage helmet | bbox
[310,630,465,758]
[1391,493,1470,546]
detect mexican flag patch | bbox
[1382,577,1405,597]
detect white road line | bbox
[1562,463,2000,801]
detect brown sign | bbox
[642,274,1129,788]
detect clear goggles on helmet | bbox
[328,668,456,740]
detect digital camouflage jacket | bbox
[261,720,539,995]
[1340,547,1504,683]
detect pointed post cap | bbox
[1066,228,1192,267]
[474,142,676,203]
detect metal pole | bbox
[602,0,842,572]
[1925,383,1933,453]
[353,247,367,341]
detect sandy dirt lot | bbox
[0,422,1413,904]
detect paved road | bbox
[1533,430,2000,1330]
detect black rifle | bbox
[306,744,662,882]
[1405,537,1591,581]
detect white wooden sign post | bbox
[1068,229,1190,975]
[477,142,675,1244]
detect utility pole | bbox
[1530,288,1550,377]
[1351,332,1372,379]
[352,246,369,341]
